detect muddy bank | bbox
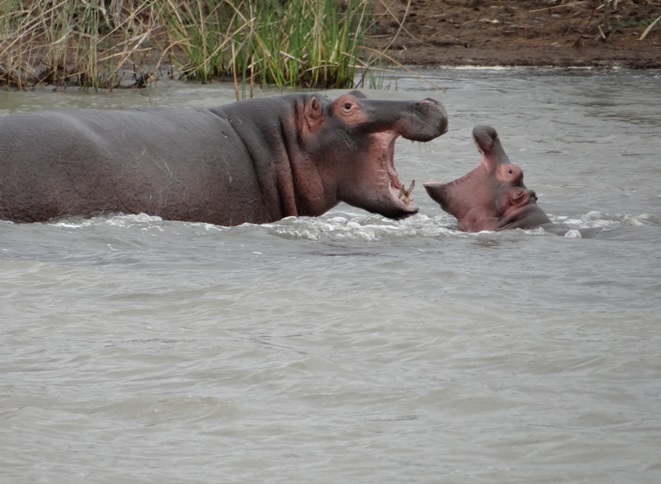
[373,0,661,69]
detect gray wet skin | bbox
[0,91,448,225]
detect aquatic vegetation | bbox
[0,0,164,89]
[0,0,379,92]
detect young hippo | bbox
[424,124,555,232]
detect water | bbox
[1,69,660,483]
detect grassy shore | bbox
[5,1,655,92]
[0,0,381,93]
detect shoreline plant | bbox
[0,0,379,94]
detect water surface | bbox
[1,69,660,483]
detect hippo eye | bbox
[343,101,354,112]
[507,168,514,175]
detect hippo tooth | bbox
[406,180,415,197]
[398,180,415,200]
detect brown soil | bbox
[372,0,661,68]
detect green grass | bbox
[0,0,163,89]
[0,0,380,93]
[163,0,375,90]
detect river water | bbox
[1,69,660,483]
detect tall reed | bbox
[1,0,377,91]
[161,0,239,82]
[0,0,163,89]
[163,0,374,89]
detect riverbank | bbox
[1,1,659,91]
[374,0,661,69]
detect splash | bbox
[266,211,457,242]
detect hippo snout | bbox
[412,98,448,139]
[420,98,440,107]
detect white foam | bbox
[564,229,583,238]
[43,209,650,239]
[49,212,163,229]
[266,212,457,241]
[105,213,163,226]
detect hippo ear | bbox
[347,90,367,99]
[509,187,529,207]
[304,96,324,128]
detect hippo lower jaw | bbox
[385,179,417,218]
[387,156,416,213]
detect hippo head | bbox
[296,91,448,219]
[423,125,550,232]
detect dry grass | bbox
[0,0,381,92]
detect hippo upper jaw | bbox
[397,98,449,142]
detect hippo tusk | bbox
[406,180,415,197]
[398,180,415,200]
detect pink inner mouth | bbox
[383,134,415,206]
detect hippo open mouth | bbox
[315,92,446,221]
[380,98,446,216]
[424,125,552,232]
[329,95,447,220]
[380,132,418,216]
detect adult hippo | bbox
[424,124,554,232]
[0,91,447,225]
